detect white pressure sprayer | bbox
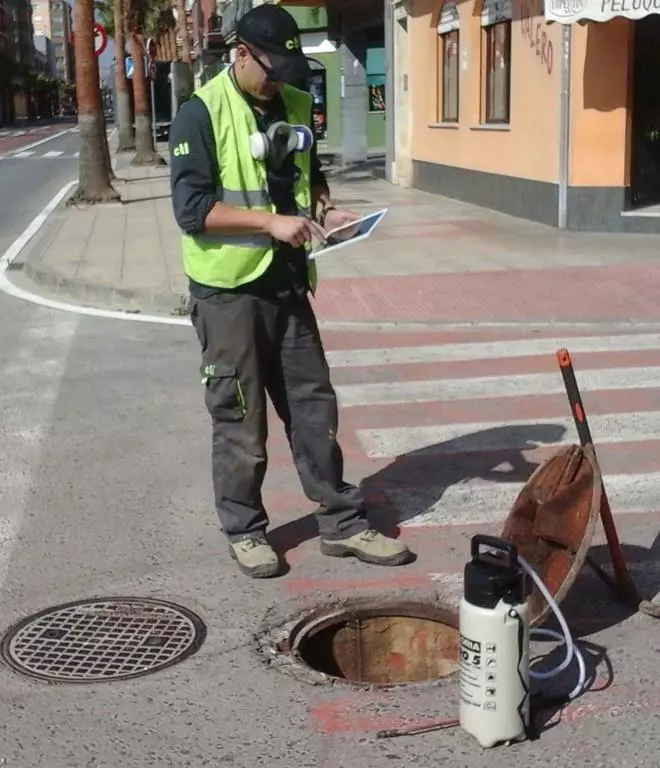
[459,534,587,749]
[459,535,530,747]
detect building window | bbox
[366,45,385,113]
[481,0,511,124]
[437,2,459,123]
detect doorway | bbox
[630,16,660,208]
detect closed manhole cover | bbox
[0,597,206,683]
[289,599,459,685]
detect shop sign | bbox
[545,0,660,23]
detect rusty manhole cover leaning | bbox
[0,596,207,683]
[284,598,460,687]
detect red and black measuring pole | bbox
[556,349,641,608]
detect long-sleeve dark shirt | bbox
[169,75,328,301]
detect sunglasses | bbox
[243,44,280,82]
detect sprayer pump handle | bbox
[470,535,518,570]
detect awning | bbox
[545,0,660,23]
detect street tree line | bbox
[71,0,191,204]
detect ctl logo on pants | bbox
[173,141,190,157]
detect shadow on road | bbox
[530,637,614,738]
[269,423,567,557]
[360,423,567,528]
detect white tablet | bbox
[309,208,388,259]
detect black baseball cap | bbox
[236,4,311,84]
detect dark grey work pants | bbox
[190,291,369,542]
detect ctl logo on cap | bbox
[285,37,301,50]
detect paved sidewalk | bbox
[16,155,660,324]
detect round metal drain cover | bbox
[0,597,206,684]
[289,599,459,686]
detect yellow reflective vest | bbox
[181,67,317,293]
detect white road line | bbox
[12,151,34,158]
[0,180,77,274]
[43,150,64,158]
[326,333,660,368]
[73,151,80,158]
[357,411,660,457]
[335,366,660,407]
[0,181,194,326]
[3,126,76,157]
[0,310,79,585]
[390,472,660,527]
[0,273,191,325]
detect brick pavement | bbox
[10,138,660,322]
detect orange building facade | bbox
[387,0,660,232]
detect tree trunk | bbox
[130,32,164,166]
[101,108,116,180]
[176,0,191,64]
[70,0,119,203]
[168,29,177,61]
[114,0,134,152]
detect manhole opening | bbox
[0,596,207,684]
[289,600,459,686]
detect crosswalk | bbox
[0,126,114,160]
[8,149,80,159]
[326,328,660,530]
[0,125,63,139]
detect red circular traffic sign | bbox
[94,23,108,57]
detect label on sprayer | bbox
[459,634,496,711]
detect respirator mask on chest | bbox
[249,121,314,168]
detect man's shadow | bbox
[269,423,567,557]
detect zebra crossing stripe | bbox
[390,472,660,527]
[336,365,660,407]
[357,411,660,457]
[326,332,660,368]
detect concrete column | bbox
[384,0,395,182]
[392,0,412,187]
[340,32,368,165]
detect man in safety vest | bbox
[169,4,412,578]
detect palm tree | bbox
[71,0,119,203]
[175,0,190,64]
[114,0,135,151]
[96,0,134,152]
[126,0,165,166]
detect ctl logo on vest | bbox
[173,142,190,157]
[285,37,301,50]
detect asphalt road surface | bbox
[0,124,80,259]
[1,177,660,766]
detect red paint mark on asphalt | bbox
[312,696,452,734]
[311,689,660,734]
[285,573,433,595]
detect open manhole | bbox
[0,597,206,684]
[288,599,459,686]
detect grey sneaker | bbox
[229,536,281,578]
[320,529,412,566]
